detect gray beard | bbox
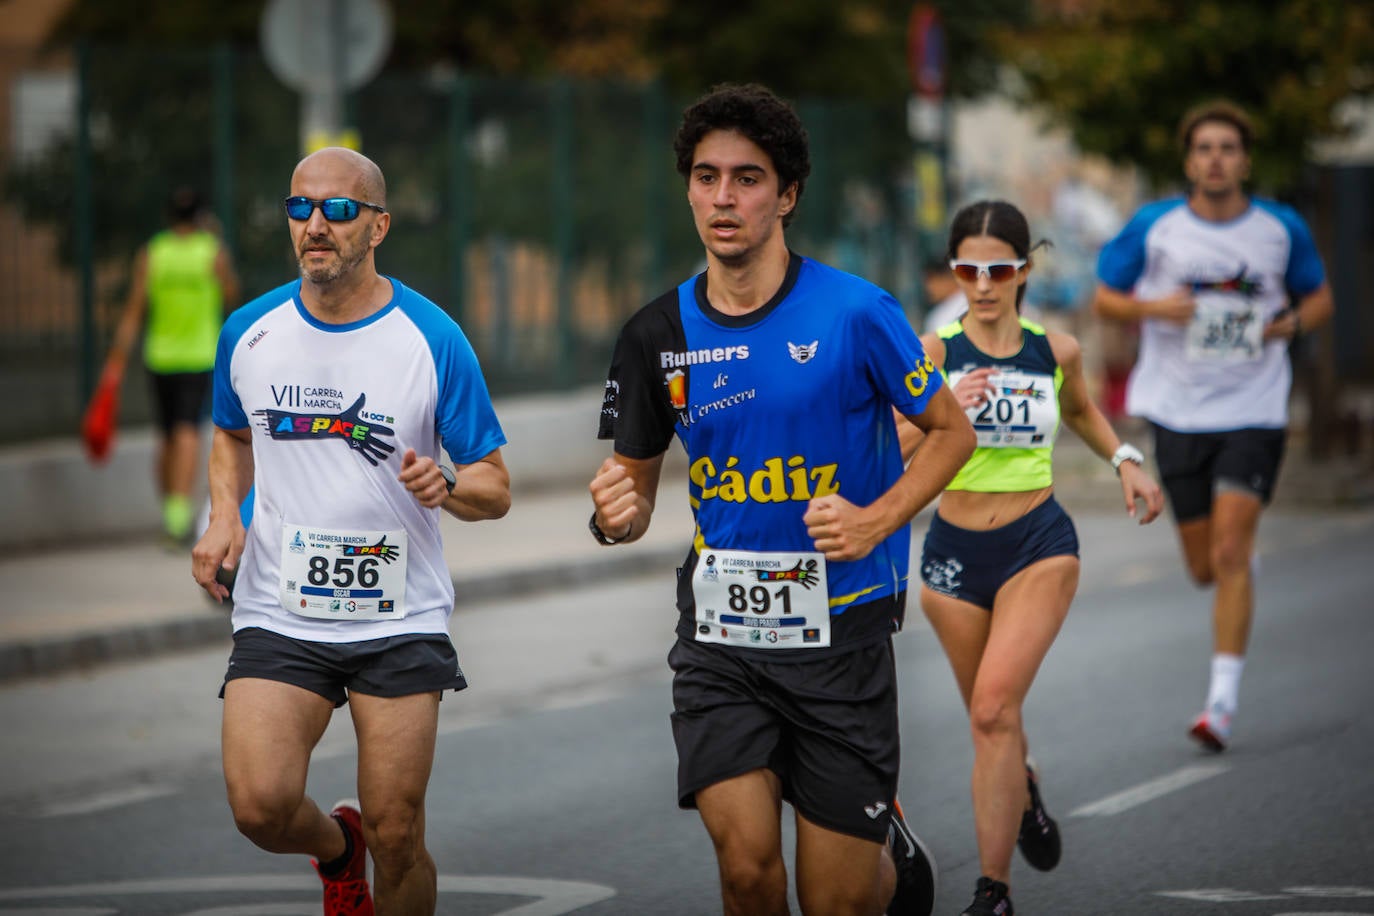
[299,242,369,285]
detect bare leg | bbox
[221,678,345,860]
[352,690,442,915]
[696,770,790,916]
[794,810,887,915]
[1208,490,1263,655]
[921,554,1078,887]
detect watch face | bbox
[441,466,457,492]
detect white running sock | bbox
[1206,653,1245,716]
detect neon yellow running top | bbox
[939,318,1063,492]
[142,229,224,373]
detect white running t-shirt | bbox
[1096,197,1326,431]
[212,278,506,643]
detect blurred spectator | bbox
[109,186,239,545]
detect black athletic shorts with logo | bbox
[149,370,211,433]
[668,632,900,843]
[1151,423,1287,522]
[220,626,467,707]
[920,496,1079,611]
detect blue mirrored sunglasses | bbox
[283,196,386,222]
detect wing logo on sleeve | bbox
[255,393,396,466]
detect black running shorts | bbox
[920,496,1079,611]
[149,370,211,433]
[220,626,467,707]
[1151,423,1286,522]
[668,634,900,843]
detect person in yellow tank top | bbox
[110,187,239,544]
[899,200,1164,916]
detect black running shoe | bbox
[886,796,937,915]
[961,876,1014,916]
[1017,762,1061,871]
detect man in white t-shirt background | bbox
[1092,100,1334,753]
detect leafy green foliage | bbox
[994,0,1374,194]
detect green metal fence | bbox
[0,43,922,445]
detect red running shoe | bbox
[1189,707,1231,752]
[314,799,373,916]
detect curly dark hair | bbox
[673,83,811,228]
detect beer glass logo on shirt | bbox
[665,369,687,410]
[255,392,397,466]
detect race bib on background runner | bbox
[279,524,407,620]
[691,547,829,648]
[1186,295,1264,363]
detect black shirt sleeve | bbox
[597,290,683,458]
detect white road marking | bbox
[34,784,177,818]
[1155,889,1289,902]
[1069,762,1230,817]
[0,874,616,915]
[1154,886,1374,909]
[1283,887,1374,898]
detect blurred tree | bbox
[19,0,1032,275]
[994,0,1374,195]
[45,0,1030,100]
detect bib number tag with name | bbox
[692,548,829,649]
[952,369,1058,448]
[279,524,407,621]
[1186,296,1263,363]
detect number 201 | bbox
[975,397,1030,425]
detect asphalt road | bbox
[0,506,1371,915]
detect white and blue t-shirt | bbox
[1096,196,1326,431]
[599,253,943,657]
[213,278,506,643]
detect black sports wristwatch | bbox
[588,512,628,545]
[439,465,458,494]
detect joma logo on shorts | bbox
[690,455,840,504]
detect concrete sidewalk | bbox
[0,485,695,682]
[3,383,1371,684]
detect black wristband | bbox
[588,512,628,545]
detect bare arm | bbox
[1263,281,1334,341]
[191,426,254,601]
[807,382,976,561]
[1092,282,1195,325]
[1050,333,1163,523]
[588,452,666,545]
[108,248,149,372]
[214,245,241,309]
[397,447,511,520]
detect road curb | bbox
[0,544,686,684]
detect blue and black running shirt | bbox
[598,253,944,656]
